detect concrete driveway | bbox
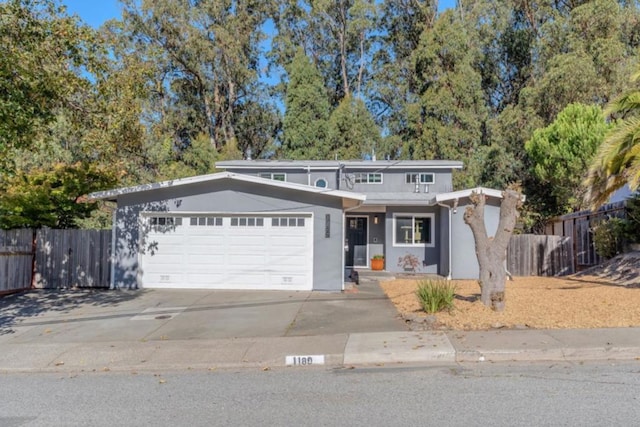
[0,279,407,346]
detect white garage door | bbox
[140,213,313,290]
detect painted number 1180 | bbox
[285,355,325,366]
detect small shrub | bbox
[372,254,384,260]
[398,253,421,272]
[415,279,457,314]
[592,217,626,259]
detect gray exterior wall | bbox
[450,198,501,279]
[223,167,454,195]
[344,168,453,194]
[112,179,345,291]
[438,205,451,278]
[384,206,441,275]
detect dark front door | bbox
[346,217,368,267]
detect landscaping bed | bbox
[380,254,640,330]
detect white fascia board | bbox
[89,171,366,202]
[217,164,340,171]
[435,187,525,203]
[344,163,463,170]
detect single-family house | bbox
[90,160,507,291]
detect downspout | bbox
[109,204,117,289]
[436,202,453,280]
[307,165,311,186]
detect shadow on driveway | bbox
[0,289,143,336]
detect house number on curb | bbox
[285,355,325,366]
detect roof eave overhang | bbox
[435,187,526,204]
[89,172,366,205]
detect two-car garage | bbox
[140,213,314,291]
[92,171,365,291]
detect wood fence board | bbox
[0,229,34,292]
[507,234,574,277]
[32,228,111,289]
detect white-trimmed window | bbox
[393,213,434,247]
[354,173,382,184]
[315,178,328,188]
[230,217,265,227]
[149,216,182,226]
[405,173,435,184]
[148,216,182,231]
[258,172,286,182]
[271,217,305,227]
[190,216,223,226]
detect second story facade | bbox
[215,160,462,201]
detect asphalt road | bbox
[1,361,638,426]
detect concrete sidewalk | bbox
[1,327,638,373]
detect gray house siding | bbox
[112,180,345,291]
[384,206,440,275]
[345,169,454,195]
[368,213,385,258]
[439,205,451,278]
[222,166,454,195]
[450,198,501,279]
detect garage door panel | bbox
[186,273,226,284]
[188,254,225,265]
[269,235,308,246]
[227,254,267,266]
[141,214,312,290]
[143,254,183,266]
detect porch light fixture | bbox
[374,215,379,225]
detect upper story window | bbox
[405,173,435,185]
[354,173,382,184]
[259,172,286,182]
[315,178,328,188]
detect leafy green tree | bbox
[327,95,380,160]
[271,0,377,106]
[119,0,277,157]
[585,70,640,208]
[0,163,118,229]
[526,103,611,217]
[281,48,331,159]
[371,0,437,159]
[0,0,95,173]
[408,10,487,189]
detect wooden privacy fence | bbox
[507,234,574,277]
[0,229,34,294]
[545,201,626,270]
[34,229,112,289]
[0,229,112,292]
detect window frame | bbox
[314,177,328,188]
[405,173,435,185]
[354,172,383,184]
[258,172,286,182]
[392,213,435,247]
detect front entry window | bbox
[394,214,434,247]
[346,217,368,267]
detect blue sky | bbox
[62,0,457,28]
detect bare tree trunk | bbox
[464,189,522,311]
[356,30,365,98]
[338,3,350,98]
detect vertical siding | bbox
[507,235,574,276]
[33,229,111,289]
[0,229,34,293]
